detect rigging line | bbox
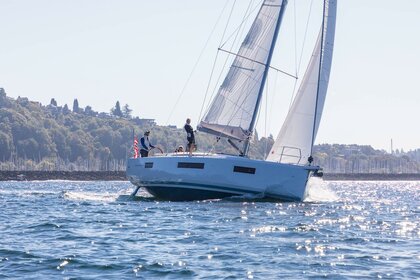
[289,0,314,108]
[265,68,279,157]
[217,61,262,119]
[244,0,287,156]
[217,64,263,139]
[267,67,279,137]
[202,0,255,119]
[298,0,315,73]
[213,59,268,145]
[253,73,269,155]
[208,0,268,128]
[264,75,268,158]
[218,48,298,79]
[311,0,327,155]
[197,51,220,122]
[165,0,230,125]
[202,0,272,154]
[198,0,238,123]
[288,74,300,108]
[254,58,272,135]
[294,0,298,78]
[207,69,260,145]
[220,0,264,50]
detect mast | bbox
[242,0,288,156]
[309,0,327,157]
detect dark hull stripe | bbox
[139,181,260,195]
[144,186,238,201]
[134,181,299,201]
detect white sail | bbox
[267,0,337,164]
[198,0,287,141]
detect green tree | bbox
[73,99,79,113]
[17,138,39,159]
[85,105,96,116]
[63,104,70,114]
[51,128,70,160]
[0,131,13,160]
[122,104,132,119]
[111,101,123,117]
[67,130,93,161]
[0,88,6,100]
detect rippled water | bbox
[0,179,419,279]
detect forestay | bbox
[267,0,337,164]
[198,0,287,141]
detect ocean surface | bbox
[0,180,419,279]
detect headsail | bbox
[266,0,337,164]
[198,0,287,142]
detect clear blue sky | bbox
[1,0,419,151]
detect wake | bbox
[63,191,119,202]
[304,177,339,202]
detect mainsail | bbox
[198,0,287,141]
[266,0,337,164]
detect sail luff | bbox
[311,0,337,149]
[310,0,327,155]
[243,0,288,156]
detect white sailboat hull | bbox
[126,154,319,201]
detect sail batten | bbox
[198,0,287,142]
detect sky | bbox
[1,0,419,152]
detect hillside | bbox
[0,88,271,171]
[0,88,419,173]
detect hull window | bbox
[233,166,256,174]
[145,162,153,168]
[177,162,205,169]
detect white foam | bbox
[63,191,119,202]
[304,177,339,202]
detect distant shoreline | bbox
[0,171,419,181]
[322,173,420,181]
[0,171,126,181]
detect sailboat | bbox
[127,0,337,201]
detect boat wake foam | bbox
[63,191,120,202]
[304,177,339,202]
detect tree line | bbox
[0,88,419,173]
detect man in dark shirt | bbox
[184,118,195,155]
[140,130,155,157]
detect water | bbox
[0,180,419,279]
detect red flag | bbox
[133,136,139,158]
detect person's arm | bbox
[146,137,155,149]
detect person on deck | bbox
[175,145,184,153]
[184,118,196,155]
[140,130,155,157]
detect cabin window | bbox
[145,162,153,168]
[177,162,205,169]
[233,166,255,174]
